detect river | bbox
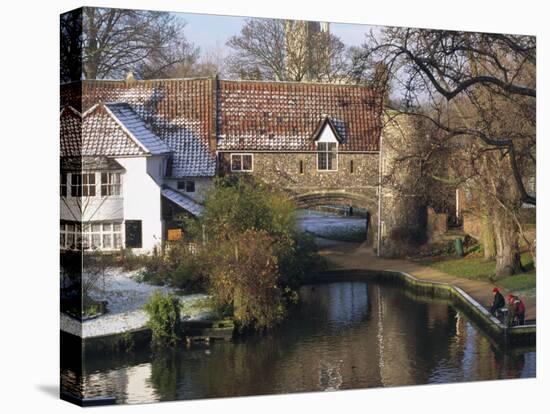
[63,280,535,404]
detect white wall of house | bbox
[115,155,165,253]
[164,177,213,202]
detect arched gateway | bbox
[290,190,379,245]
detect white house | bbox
[60,101,212,253]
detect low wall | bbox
[314,269,536,347]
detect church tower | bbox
[284,20,331,82]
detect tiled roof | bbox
[61,78,216,177]
[105,103,171,155]
[161,188,204,216]
[60,106,83,157]
[217,80,382,151]
[61,104,146,157]
[60,78,382,177]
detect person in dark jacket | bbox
[490,287,505,316]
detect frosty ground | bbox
[60,269,211,338]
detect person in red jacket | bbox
[507,294,526,326]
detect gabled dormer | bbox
[312,116,343,171]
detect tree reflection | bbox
[149,349,180,401]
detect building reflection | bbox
[78,281,535,403]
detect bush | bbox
[139,243,207,291]
[207,229,286,331]
[144,291,182,346]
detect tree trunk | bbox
[481,213,496,260]
[493,208,522,278]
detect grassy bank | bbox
[422,252,536,296]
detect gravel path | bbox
[60,268,209,338]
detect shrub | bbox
[139,242,207,291]
[207,229,286,331]
[144,291,182,346]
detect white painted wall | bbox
[115,156,165,253]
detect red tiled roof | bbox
[217,80,382,151]
[60,78,382,175]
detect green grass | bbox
[496,272,536,292]
[423,252,536,295]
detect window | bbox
[125,220,142,248]
[350,160,354,174]
[299,160,304,174]
[60,173,67,197]
[70,173,95,197]
[317,142,337,171]
[60,221,122,250]
[70,174,81,197]
[231,154,253,171]
[82,173,96,196]
[177,180,195,192]
[101,172,121,196]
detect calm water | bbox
[64,281,535,404]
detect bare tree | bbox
[60,9,83,83]
[356,28,535,277]
[226,18,349,82]
[226,19,286,81]
[68,7,199,80]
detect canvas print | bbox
[59,6,536,406]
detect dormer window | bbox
[313,117,342,172]
[317,142,338,171]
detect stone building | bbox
[61,76,418,255]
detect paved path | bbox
[316,238,536,323]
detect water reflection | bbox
[65,281,535,404]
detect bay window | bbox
[70,173,96,197]
[101,172,121,196]
[60,221,123,250]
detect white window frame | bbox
[316,142,338,172]
[66,171,123,199]
[60,221,123,251]
[101,172,122,197]
[70,172,97,197]
[231,153,254,172]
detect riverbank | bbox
[315,238,536,323]
[60,268,213,338]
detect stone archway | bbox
[291,190,379,245]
